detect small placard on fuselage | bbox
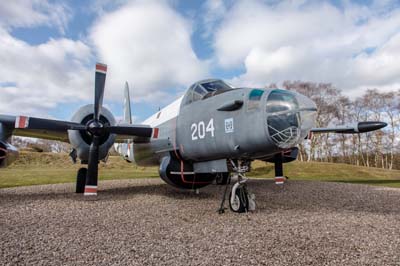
[225,118,234,133]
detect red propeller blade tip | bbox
[96,63,107,74]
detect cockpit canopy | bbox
[183,79,234,105]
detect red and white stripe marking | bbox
[84,185,98,196]
[152,128,159,139]
[307,131,313,140]
[96,63,107,74]
[15,116,29,129]
[275,176,285,185]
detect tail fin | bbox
[114,81,134,163]
[124,82,132,124]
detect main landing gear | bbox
[218,160,256,214]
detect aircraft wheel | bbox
[229,186,249,213]
[76,168,87,193]
[216,173,230,185]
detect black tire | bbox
[76,168,87,193]
[215,173,230,185]
[229,186,249,213]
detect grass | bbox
[0,151,399,188]
[250,160,400,188]
[0,152,158,188]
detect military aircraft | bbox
[0,63,387,213]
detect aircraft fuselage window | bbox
[194,85,207,95]
[249,89,264,101]
[266,90,298,114]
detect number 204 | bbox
[191,119,215,140]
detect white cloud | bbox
[0,0,71,33]
[0,0,208,118]
[90,0,208,103]
[211,0,400,95]
[0,28,93,117]
[201,0,228,38]
[0,1,86,117]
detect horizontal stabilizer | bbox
[311,121,387,134]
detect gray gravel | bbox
[1,179,400,265]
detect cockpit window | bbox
[266,90,299,113]
[194,84,207,95]
[201,80,233,92]
[183,79,235,105]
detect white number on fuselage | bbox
[191,119,215,140]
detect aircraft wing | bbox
[0,115,80,142]
[310,121,387,134]
[0,114,152,143]
[113,123,153,143]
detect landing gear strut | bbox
[218,160,256,214]
[274,153,286,185]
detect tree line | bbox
[275,81,399,170]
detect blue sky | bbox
[1,0,400,122]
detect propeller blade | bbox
[94,63,107,121]
[84,135,100,196]
[14,116,86,131]
[105,125,153,137]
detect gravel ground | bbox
[1,179,400,266]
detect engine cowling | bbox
[68,104,116,163]
[159,152,215,189]
[0,141,19,168]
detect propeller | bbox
[83,63,153,196]
[83,63,108,196]
[13,63,153,196]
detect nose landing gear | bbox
[229,182,250,212]
[218,160,256,214]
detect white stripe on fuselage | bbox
[143,96,183,127]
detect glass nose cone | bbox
[266,89,316,149]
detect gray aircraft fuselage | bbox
[120,80,317,188]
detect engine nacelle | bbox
[68,104,116,163]
[159,152,215,189]
[0,141,19,168]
